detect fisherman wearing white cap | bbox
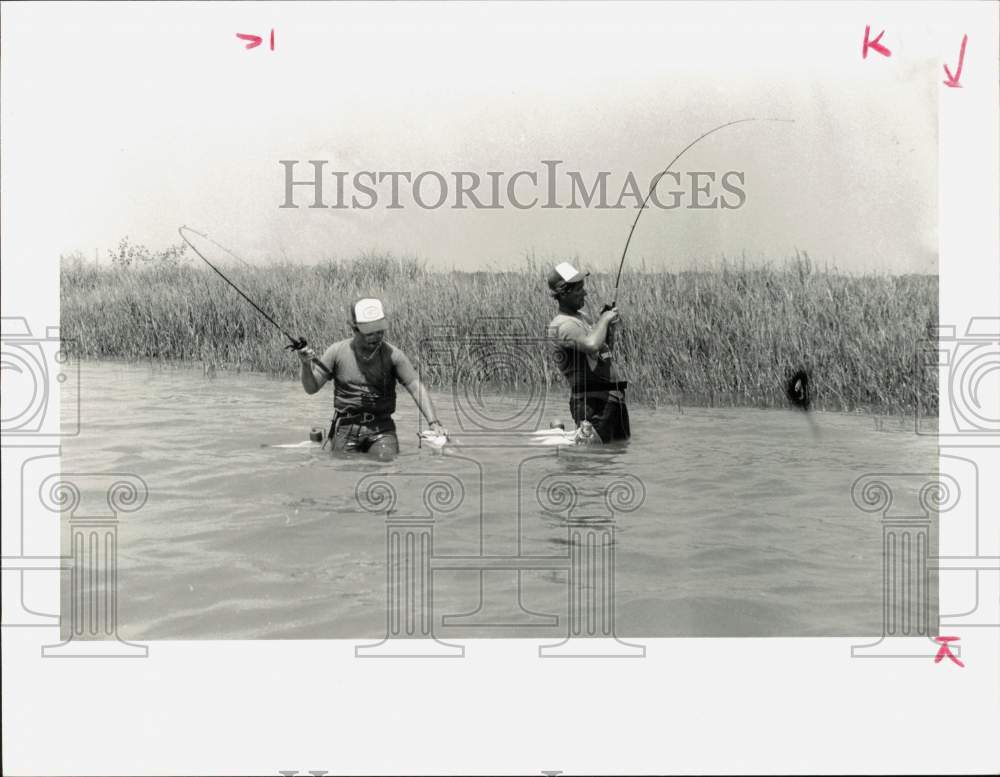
[294,297,447,457]
[546,262,630,443]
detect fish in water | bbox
[417,421,598,449]
[531,420,601,446]
[275,422,598,451]
[574,420,601,445]
[418,429,449,450]
[269,440,321,449]
[785,369,811,411]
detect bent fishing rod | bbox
[177,225,334,380]
[605,118,814,420]
[609,117,794,309]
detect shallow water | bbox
[61,360,937,639]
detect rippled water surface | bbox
[61,361,937,639]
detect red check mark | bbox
[943,35,968,88]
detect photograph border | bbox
[2,3,998,775]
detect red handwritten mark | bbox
[934,636,965,668]
[862,25,892,59]
[943,34,968,88]
[235,30,275,51]
[236,33,262,50]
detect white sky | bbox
[3,2,939,273]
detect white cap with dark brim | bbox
[547,262,590,294]
[350,297,388,333]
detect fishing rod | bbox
[177,225,334,379]
[609,117,794,309]
[605,118,814,421]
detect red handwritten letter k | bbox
[934,636,965,668]
[863,26,892,59]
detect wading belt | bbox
[324,408,390,449]
[570,380,629,395]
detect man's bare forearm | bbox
[406,379,439,423]
[582,317,612,353]
[301,361,321,394]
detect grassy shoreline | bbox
[60,252,938,414]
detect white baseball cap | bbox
[547,262,589,293]
[350,297,388,333]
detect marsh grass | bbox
[60,251,937,414]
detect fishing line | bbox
[611,117,795,307]
[181,226,251,268]
[604,118,806,417]
[177,225,334,379]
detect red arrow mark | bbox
[862,25,891,59]
[236,33,263,50]
[943,34,968,88]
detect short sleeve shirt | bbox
[313,339,418,415]
[547,312,621,392]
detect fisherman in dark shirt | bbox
[295,297,447,457]
[546,263,630,443]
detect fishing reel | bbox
[286,337,308,352]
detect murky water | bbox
[61,361,937,639]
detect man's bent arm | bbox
[565,315,614,355]
[299,345,333,394]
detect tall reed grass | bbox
[60,251,937,414]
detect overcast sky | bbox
[3,3,939,274]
